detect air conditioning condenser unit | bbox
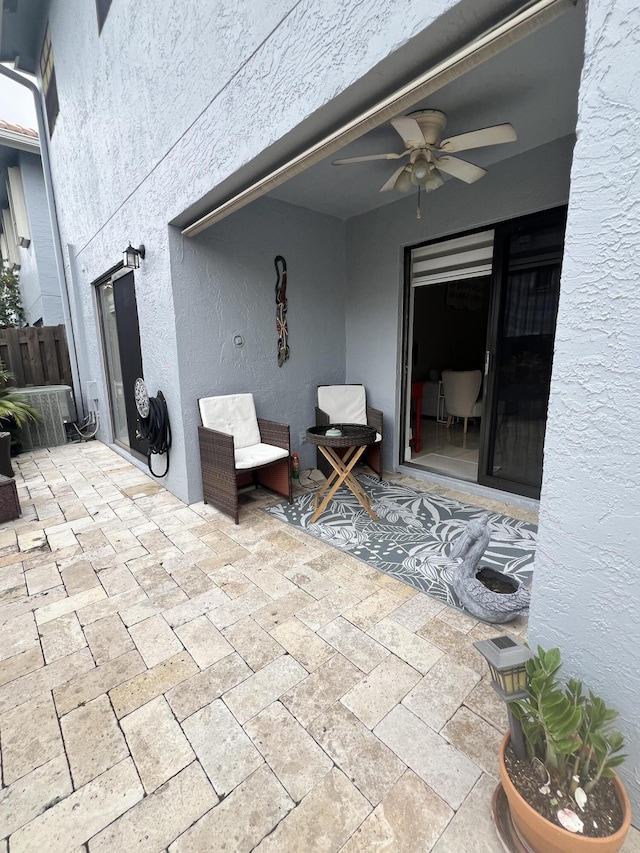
[15,385,77,450]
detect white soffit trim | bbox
[183,0,576,237]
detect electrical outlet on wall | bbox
[299,431,307,445]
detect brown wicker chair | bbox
[315,384,384,480]
[198,394,292,524]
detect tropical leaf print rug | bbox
[263,474,536,617]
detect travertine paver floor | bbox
[1,442,638,852]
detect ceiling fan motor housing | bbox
[409,109,448,145]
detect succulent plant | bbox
[512,647,626,801]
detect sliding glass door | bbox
[478,208,566,497]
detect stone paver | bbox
[223,654,307,724]
[83,614,134,664]
[281,653,363,728]
[121,696,195,793]
[402,654,481,731]
[340,769,453,852]
[0,444,537,852]
[374,704,482,809]
[108,650,198,718]
[169,763,292,853]
[88,761,217,853]
[341,653,421,729]
[165,652,252,721]
[318,617,389,673]
[182,698,263,795]
[38,612,87,663]
[221,616,284,671]
[175,614,233,669]
[60,694,129,787]
[0,693,63,784]
[254,767,371,852]
[128,614,183,668]
[270,617,335,672]
[0,755,71,840]
[308,702,406,805]
[9,757,143,853]
[245,701,333,801]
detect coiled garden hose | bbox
[137,390,171,478]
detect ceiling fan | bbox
[332,109,517,193]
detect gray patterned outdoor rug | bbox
[263,474,536,616]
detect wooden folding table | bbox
[306,423,378,523]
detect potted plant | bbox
[500,646,631,853]
[0,363,40,475]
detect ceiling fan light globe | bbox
[423,171,444,192]
[394,169,413,192]
[411,156,430,182]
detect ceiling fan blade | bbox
[435,155,487,184]
[439,123,517,153]
[332,151,409,165]
[379,166,410,192]
[390,116,426,148]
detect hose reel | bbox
[134,378,172,478]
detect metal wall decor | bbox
[274,255,289,367]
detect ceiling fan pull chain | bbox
[416,185,422,219]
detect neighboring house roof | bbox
[0,118,39,152]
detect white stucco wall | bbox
[528,0,640,813]
[169,196,346,502]
[344,135,575,472]
[16,152,63,325]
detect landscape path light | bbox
[474,634,533,760]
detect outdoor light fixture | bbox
[474,634,533,760]
[123,243,145,269]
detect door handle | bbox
[484,350,491,376]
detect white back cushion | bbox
[317,385,367,425]
[198,394,261,449]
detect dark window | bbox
[96,0,113,32]
[39,24,59,135]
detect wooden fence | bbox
[0,325,73,388]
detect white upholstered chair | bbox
[315,384,383,480]
[198,393,292,524]
[441,369,483,434]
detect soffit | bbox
[0,0,48,73]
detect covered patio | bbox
[0,441,552,851]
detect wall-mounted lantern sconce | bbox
[473,634,532,760]
[123,243,145,269]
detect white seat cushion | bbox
[235,443,289,470]
[199,394,261,449]
[317,385,367,425]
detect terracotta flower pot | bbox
[499,733,631,853]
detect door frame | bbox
[400,206,566,498]
[93,262,147,463]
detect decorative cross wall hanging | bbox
[274,255,289,367]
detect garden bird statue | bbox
[450,513,531,623]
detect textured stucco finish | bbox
[345,135,575,472]
[528,0,640,812]
[170,197,346,502]
[42,0,476,501]
[15,152,63,325]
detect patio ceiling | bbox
[268,3,585,221]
